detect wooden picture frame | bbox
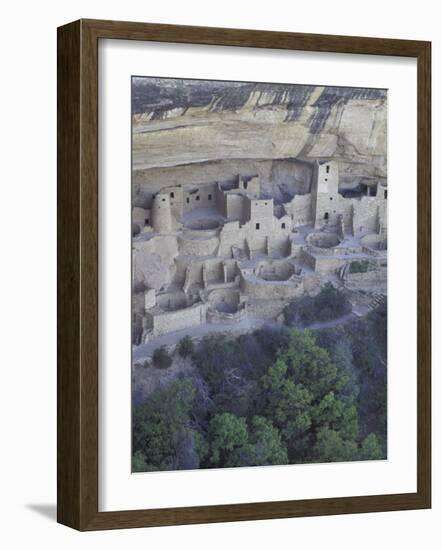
[57,18,431,530]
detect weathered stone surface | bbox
[132,79,387,182]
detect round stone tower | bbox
[152,192,173,233]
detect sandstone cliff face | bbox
[132,78,387,189]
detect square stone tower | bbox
[249,198,274,233]
[311,160,340,228]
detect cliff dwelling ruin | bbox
[132,159,387,345]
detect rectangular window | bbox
[384,190,388,199]
[326,165,330,173]
[145,218,149,225]
[196,195,200,201]
[256,223,260,230]
[208,194,212,200]
[186,197,190,204]
[170,192,174,198]
[281,223,286,229]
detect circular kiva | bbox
[306,232,341,249]
[207,288,241,313]
[257,260,294,281]
[156,292,187,312]
[184,218,221,230]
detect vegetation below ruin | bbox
[349,260,370,274]
[283,283,352,326]
[152,346,173,369]
[132,303,387,471]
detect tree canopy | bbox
[132,308,387,471]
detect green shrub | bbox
[132,379,196,471]
[177,335,195,358]
[349,260,369,273]
[283,283,352,326]
[152,346,173,369]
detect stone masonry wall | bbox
[225,193,246,222]
[285,194,313,225]
[219,222,247,257]
[183,182,218,213]
[178,234,219,256]
[148,303,207,336]
[240,274,303,300]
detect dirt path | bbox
[132,309,360,363]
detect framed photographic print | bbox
[57,19,431,530]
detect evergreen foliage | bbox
[283,283,352,326]
[132,305,387,471]
[152,345,173,369]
